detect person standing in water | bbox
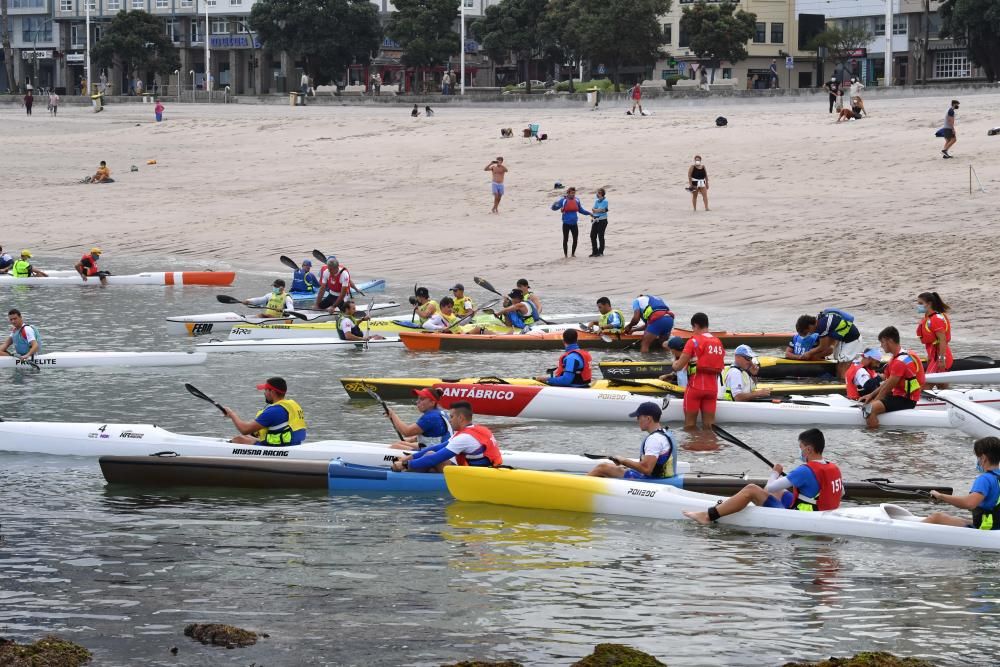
[687,156,709,211]
[485,157,508,214]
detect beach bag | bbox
[715,116,728,127]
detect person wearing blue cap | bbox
[588,401,677,479]
[845,348,883,400]
[290,259,319,294]
[722,345,770,401]
[658,336,691,387]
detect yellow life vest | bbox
[255,398,307,446]
[418,299,439,324]
[453,297,475,317]
[721,366,754,401]
[599,309,625,332]
[12,259,31,278]
[263,291,287,318]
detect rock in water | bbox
[0,634,93,666]
[440,662,523,667]
[183,623,259,649]
[571,643,667,667]
[782,652,936,667]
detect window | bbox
[722,68,732,79]
[180,0,192,6]
[21,17,52,42]
[10,0,44,8]
[70,23,83,45]
[93,24,102,40]
[206,0,215,5]
[210,18,228,34]
[165,19,179,42]
[60,0,73,10]
[875,14,906,36]
[231,0,242,6]
[86,0,95,9]
[678,25,688,48]
[234,21,247,33]
[108,0,121,10]
[191,19,203,42]
[770,22,783,43]
[933,49,971,79]
[662,23,672,45]
[155,0,167,7]
[132,0,143,7]
[753,22,765,43]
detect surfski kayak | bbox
[445,468,1000,552]
[925,368,1000,385]
[0,421,638,473]
[289,278,386,305]
[0,271,235,286]
[339,377,843,400]
[600,355,1000,381]
[0,351,207,369]
[937,390,1000,439]
[165,302,399,337]
[197,337,404,352]
[226,313,518,339]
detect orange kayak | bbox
[398,327,793,352]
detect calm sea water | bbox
[2,256,998,666]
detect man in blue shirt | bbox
[225,377,307,446]
[924,436,1000,529]
[388,388,453,450]
[290,259,319,293]
[800,308,862,379]
[535,328,591,387]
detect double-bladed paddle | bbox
[444,299,500,333]
[215,294,308,320]
[861,477,934,498]
[185,382,227,415]
[474,276,553,325]
[578,322,614,343]
[279,255,299,271]
[363,386,405,440]
[362,298,375,350]
[711,424,783,474]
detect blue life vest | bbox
[416,409,453,447]
[12,324,40,356]
[509,301,537,329]
[641,428,676,478]
[820,308,855,322]
[790,333,819,356]
[291,269,317,293]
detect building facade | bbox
[0,0,59,92]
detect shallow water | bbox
[1,257,998,666]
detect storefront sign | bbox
[846,48,867,57]
[209,35,260,49]
[22,50,52,60]
[66,52,84,62]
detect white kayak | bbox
[926,368,1000,385]
[0,271,235,286]
[445,467,1000,551]
[0,351,206,369]
[937,390,1000,439]
[197,337,404,353]
[0,421,693,474]
[227,319,577,341]
[427,382,992,427]
[165,302,399,337]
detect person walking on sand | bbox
[551,186,591,258]
[589,188,609,257]
[485,157,508,214]
[627,83,645,116]
[23,90,33,116]
[936,100,959,158]
[687,155,709,211]
[824,77,839,113]
[48,91,59,116]
[154,99,164,122]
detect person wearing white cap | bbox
[588,401,677,479]
[845,348,883,400]
[721,345,770,401]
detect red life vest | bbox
[917,312,951,345]
[791,460,843,511]
[555,347,592,385]
[453,424,503,467]
[692,333,725,374]
[561,197,579,213]
[321,265,349,293]
[79,254,99,276]
[844,362,863,400]
[890,350,925,402]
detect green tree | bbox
[91,10,179,83]
[472,0,550,93]
[250,0,382,86]
[1,0,15,93]
[680,1,756,69]
[572,0,671,92]
[806,25,872,63]
[541,0,585,92]
[387,0,461,93]
[940,0,1000,82]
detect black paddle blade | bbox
[474,276,502,296]
[284,310,308,320]
[583,453,611,459]
[279,255,299,271]
[185,383,227,414]
[312,249,329,264]
[711,424,778,471]
[216,294,241,304]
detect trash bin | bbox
[289,92,298,107]
[91,93,104,112]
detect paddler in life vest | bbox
[316,255,351,312]
[685,428,843,524]
[290,259,319,294]
[496,289,539,331]
[336,299,383,341]
[516,279,544,316]
[721,345,770,401]
[624,294,674,353]
[422,296,461,331]
[410,287,440,324]
[784,315,819,360]
[390,401,502,472]
[388,388,455,451]
[10,250,46,278]
[800,308,863,379]
[535,328,592,387]
[844,348,882,400]
[916,291,952,374]
[3,309,41,359]
[243,279,295,318]
[588,401,677,479]
[225,377,308,446]
[0,246,14,274]
[672,312,725,430]
[924,436,1000,530]
[859,326,925,428]
[658,336,690,386]
[449,283,476,317]
[586,296,625,334]
[75,247,107,285]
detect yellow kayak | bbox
[229,313,513,339]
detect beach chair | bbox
[523,123,547,143]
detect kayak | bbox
[600,355,1000,381]
[197,337,404,353]
[289,278,386,305]
[339,376,842,401]
[0,271,235,286]
[398,327,794,352]
[226,313,517,340]
[422,382,981,427]
[0,421,638,473]
[0,351,207,369]
[938,390,1000,439]
[165,302,399,337]
[444,468,1000,551]
[926,368,1000,385]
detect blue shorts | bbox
[645,314,674,338]
[623,469,651,480]
[492,182,505,195]
[762,491,794,509]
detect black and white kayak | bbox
[197,337,403,353]
[166,301,399,337]
[0,351,207,369]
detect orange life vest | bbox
[917,312,951,346]
[453,424,503,467]
[555,347,592,385]
[561,197,579,213]
[321,265,350,293]
[891,350,926,402]
[844,362,863,400]
[791,460,843,511]
[79,254,100,276]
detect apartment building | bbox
[0,0,59,92]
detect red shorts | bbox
[683,386,718,414]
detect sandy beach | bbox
[3,92,998,331]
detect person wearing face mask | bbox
[685,428,842,524]
[243,279,295,318]
[916,291,952,374]
[687,156,709,211]
[924,437,1000,530]
[720,345,770,401]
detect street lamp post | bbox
[85,0,92,106]
[459,0,467,95]
[204,0,211,92]
[884,0,893,86]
